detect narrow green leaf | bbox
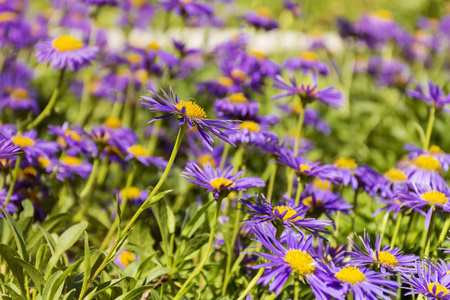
[38,227,56,255]
[177,234,209,263]
[141,190,172,210]
[42,271,62,300]
[114,286,153,300]
[0,244,26,296]
[20,200,34,219]
[4,284,27,300]
[15,257,46,293]
[3,209,27,260]
[166,205,175,234]
[150,290,161,300]
[134,252,158,280]
[84,278,126,300]
[61,289,76,300]
[181,200,214,238]
[45,259,82,300]
[80,231,91,298]
[144,267,170,283]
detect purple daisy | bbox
[141,86,236,151]
[53,155,92,181]
[113,249,138,270]
[349,230,417,274]
[227,120,279,149]
[407,80,450,112]
[116,186,148,205]
[0,139,20,160]
[329,157,359,190]
[402,154,447,190]
[405,144,450,172]
[213,93,260,119]
[272,76,344,108]
[240,194,332,237]
[245,7,279,31]
[35,35,98,71]
[182,162,265,200]
[160,0,214,17]
[125,144,167,168]
[283,51,329,77]
[250,224,342,297]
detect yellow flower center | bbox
[176,100,207,119]
[429,145,444,155]
[421,190,448,206]
[334,158,357,170]
[65,129,82,141]
[132,0,145,7]
[0,11,18,23]
[61,156,82,166]
[296,85,318,97]
[210,177,235,190]
[284,250,316,275]
[231,69,246,81]
[104,117,122,129]
[312,178,332,191]
[52,36,83,51]
[272,206,301,221]
[12,135,35,148]
[135,69,149,83]
[249,49,267,59]
[334,267,366,285]
[119,251,136,267]
[127,53,143,64]
[147,41,161,51]
[127,145,149,157]
[38,157,51,168]
[217,76,233,87]
[376,251,398,267]
[238,121,260,132]
[371,9,393,20]
[299,164,310,173]
[120,186,141,199]
[24,167,37,177]
[198,154,216,168]
[302,196,324,207]
[412,155,441,172]
[300,51,318,61]
[228,93,248,103]
[11,88,29,101]
[292,103,303,114]
[256,7,272,18]
[428,283,449,297]
[384,169,407,183]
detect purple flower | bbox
[125,144,167,168]
[160,0,214,18]
[300,183,352,218]
[227,120,279,149]
[214,93,260,119]
[272,76,344,108]
[54,156,92,181]
[407,81,450,112]
[250,224,342,297]
[245,7,279,31]
[113,249,138,270]
[182,162,265,200]
[35,35,98,71]
[329,157,359,190]
[116,186,148,205]
[402,154,447,190]
[405,144,450,172]
[141,86,236,151]
[283,51,329,77]
[0,139,20,160]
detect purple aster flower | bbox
[125,144,167,168]
[329,158,359,190]
[405,144,450,172]
[141,86,236,151]
[407,81,450,112]
[250,224,342,297]
[283,0,302,18]
[116,186,148,205]
[119,0,156,29]
[283,51,329,78]
[397,184,450,230]
[0,139,20,160]
[185,137,224,169]
[349,230,417,274]
[35,35,98,71]
[197,76,241,98]
[278,104,331,135]
[48,122,93,156]
[272,76,344,108]
[402,154,447,190]
[241,194,332,238]
[245,7,279,31]
[0,78,38,114]
[182,162,265,200]
[53,155,92,181]
[227,120,279,149]
[144,41,179,69]
[367,56,411,88]
[0,189,18,216]
[160,0,214,18]
[310,238,346,267]
[214,93,260,119]
[275,148,335,182]
[245,49,281,79]
[324,262,399,299]
[113,249,138,270]
[402,260,450,299]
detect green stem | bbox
[0,171,6,190]
[294,105,306,155]
[423,105,435,150]
[27,68,66,130]
[81,126,186,299]
[110,101,123,119]
[350,188,360,238]
[147,119,162,157]
[433,217,450,257]
[379,211,390,244]
[266,161,277,201]
[173,196,223,300]
[3,155,22,209]
[403,212,415,250]
[99,163,137,251]
[390,213,403,248]
[122,76,135,128]
[236,268,265,300]
[96,157,110,186]
[423,209,437,257]
[79,158,100,199]
[294,176,303,206]
[219,143,231,170]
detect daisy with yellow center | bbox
[384,169,407,183]
[428,283,449,297]
[334,158,357,170]
[272,206,302,221]
[10,88,30,101]
[176,100,207,119]
[52,36,83,52]
[238,121,260,132]
[255,7,272,18]
[104,117,122,129]
[197,154,216,168]
[302,196,324,208]
[210,177,235,190]
[421,190,448,206]
[228,93,248,103]
[217,76,234,87]
[12,135,35,148]
[61,156,82,166]
[127,145,150,157]
[334,267,366,285]
[375,251,398,267]
[412,155,441,172]
[147,41,161,51]
[119,187,141,200]
[115,250,137,269]
[300,51,318,61]
[285,250,316,275]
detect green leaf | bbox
[181,200,214,238]
[134,252,158,280]
[3,209,27,260]
[43,259,82,300]
[177,234,209,263]
[38,227,56,255]
[84,278,126,300]
[141,190,172,210]
[144,267,170,283]
[114,286,153,300]
[115,195,122,231]
[42,271,62,300]
[4,284,27,300]
[44,222,88,278]
[0,244,26,296]
[15,257,46,293]
[166,205,175,234]
[61,289,76,300]
[150,290,161,300]
[80,231,91,298]
[20,200,34,219]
